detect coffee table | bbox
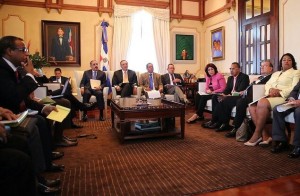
[110,98,185,143]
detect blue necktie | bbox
[93,71,97,79]
[149,73,153,90]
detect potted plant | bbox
[29,52,50,75]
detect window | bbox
[126,10,159,73]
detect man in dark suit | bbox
[225,61,273,137]
[50,27,72,61]
[139,63,163,93]
[271,80,300,158]
[112,60,138,97]
[161,63,189,103]
[49,67,95,127]
[203,62,250,131]
[80,60,106,121]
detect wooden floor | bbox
[90,106,300,195]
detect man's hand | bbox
[42,105,58,116]
[173,78,181,83]
[94,86,102,91]
[80,88,84,95]
[287,99,300,107]
[0,107,17,121]
[217,94,228,102]
[21,56,35,75]
[115,86,121,91]
[206,89,212,94]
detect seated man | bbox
[112,60,138,97]
[139,63,163,96]
[225,60,273,138]
[203,62,249,131]
[271,80,300,158]
[49,67,95,127]
[80,60,106,121]
[161,63,189,103]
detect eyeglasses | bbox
[13,47,29,53]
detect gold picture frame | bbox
[211,27,225,61]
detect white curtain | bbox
[112,5,170,73]
[112,5,133,71]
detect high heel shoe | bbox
[187,114,204,123]
[244,137,262,147]
[258,137,272,147]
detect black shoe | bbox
[99,116,104,121]
[38,176,61,187]
[288,146,300,158]
[46,163,65,172]
[225,128,237,138]
[38,183,61,195]
[63,135,78,142]
[216,124,231,132]
[55,138,78,147]
[202,120,215,128]
[271,141,289,153]
[51,151,64,160]
[71,123,83,129]
[82,114,88,122]
[80,102,97,111]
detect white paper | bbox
[90,79,101,89]
[0,110,28,127]
[248,95,268,106]
[147,90,161,99]
[198,91,208,95]
[277,102,295,112]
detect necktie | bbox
[15,71,19,82]
[149,73,153,90]
[123,71,129,83]
[92,71,97,79]
[171,74,176,85]
[231,77,237,93]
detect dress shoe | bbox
[71,123,83,129]
[244,137,262,146]
[288,146,300,158]
[99,116,105,121]
[215,124,231,132]
[63,135,78,142]
[80,102,97,111]
[46,163,65,172]
[51,151,64,160]
[271,141,289,153]
[55,138,78,147]
[38,183,61,195]
[258,137,272,147]
[82,114,88,122]
[202,120,214,128]
[38,176,61,187]
[225,128,237,138]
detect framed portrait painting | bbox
[211,27,225,61]
[42,20,81,67]
[172,32,196,64]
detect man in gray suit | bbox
[139,63,163,94]
[271,81,300,158]
[80,60,106,121]
[161,63,189,103]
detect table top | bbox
[111,98,184,111]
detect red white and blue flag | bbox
[68,27,73,55]
[100,21,112,93]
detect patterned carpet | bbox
[48,117,300,196]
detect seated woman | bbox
[187,63,226,123]
[244,53,300,146]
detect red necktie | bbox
[15,71,19,82]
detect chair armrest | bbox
[103,87,108,101]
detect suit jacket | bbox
[49,75,72,94]
[51,36,71,61]
[112,69,138,87]
[161,73,184,93]
[0,57,42,114]
[80,69,106,90]
[288,80,300,100]
[139,72,162,91]
[223,72,250,95]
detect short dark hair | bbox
[167,63,174,69]
[232,62,240,68]
[54,68,62,73]
[280,53,297,70]
[262,60,273,68]
[0,36,23,56]
[146,63,153,69]
[204,63,218,76]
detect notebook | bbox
[49,78,70,99]
[0,110,28,127]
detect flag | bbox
[68,27,73,55]
[100,21,112,93]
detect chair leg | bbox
[285,122,292,144]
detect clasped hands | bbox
[269,88,281,97]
